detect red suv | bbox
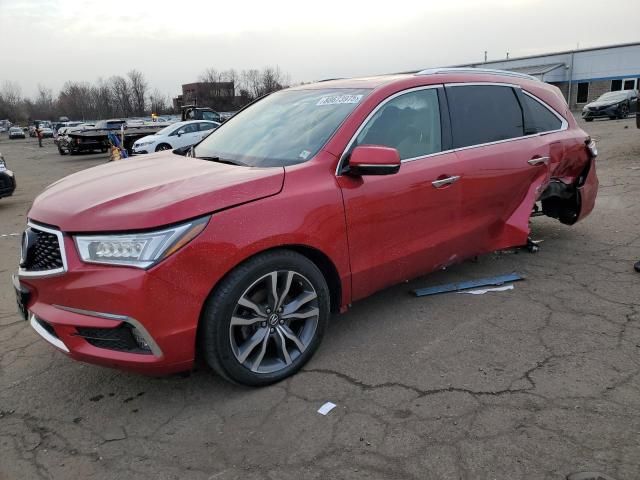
[14,69,598,386]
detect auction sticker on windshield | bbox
[316,94,363,106]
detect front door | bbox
[337,86,464,301]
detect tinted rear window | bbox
[521,93,562,134]
[447,85,524,148]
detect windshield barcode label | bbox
[316,94,363,106]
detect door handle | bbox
[528,156,550,166]
[431,175,460,188]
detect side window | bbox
[447,85,523,148]
[353,89,441,160]
[520,93,563,134]
[199,122,216,131]
[202,111,220,122]
[182,123,199,134]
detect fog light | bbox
[131,327,151,352]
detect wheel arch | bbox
[194,244,343,362]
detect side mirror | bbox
[177,129,185,137]
[348,145,401,176]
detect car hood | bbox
[585,100,620,108]
[133,134,158,145]
[29,152,285,232]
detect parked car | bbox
[181,105,225,123]
[8,127,26,139]
[14,69,598,386]
[0,152,16,199]
[637,90,640,130]
[39,127,54,138]
[56,124,103,155]
[132,120,219,154]
[582,89,638,121]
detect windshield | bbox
[597,92,627,102]
[194,88,370,167]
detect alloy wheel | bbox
[229,270,319,374]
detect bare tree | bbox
[242,69,262,99]
[149,89,169,115]
[109,75,132,117]
[0,81,24,121]
[31,85,55,120]
[58,81,95,120]
[127,70,148,116]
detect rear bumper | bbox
[0,170,16,198]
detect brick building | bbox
[172,82,236,110]
[458,42,640,110]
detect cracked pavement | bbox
[1,118,639,480]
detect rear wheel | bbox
[200,250,330,386]
[155,143,171,152]
[58,145,67,156]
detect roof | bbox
[506,63,566,76]
[289,75,409,90]
[415,67,540,82]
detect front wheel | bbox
[155,143,171,152]
[58,145,67,155]
[200,250,330,386]
[618,104,629,119]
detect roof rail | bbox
[415,67,540,82]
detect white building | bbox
[458,42,640,109]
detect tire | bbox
[618,104,629,119]
[200,249,330,386]
[585,118,593,122]
[155,143,171,152]
[58,146,67,156]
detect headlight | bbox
[74,217,209,268]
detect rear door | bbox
[197,121,217,141]
[445,84,561,253]
[338,86,465,301]
[173,123,200,148]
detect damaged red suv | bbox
[15,68,598,386]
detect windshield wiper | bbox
[197,156,246,166]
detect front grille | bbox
[75,325,152,354]
[22,226,64,272]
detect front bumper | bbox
[582,105,620,119]
[132,146,152,154]
[16,235,204,375]
[0,170,16,198]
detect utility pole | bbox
[484,51,487,63]
[506,52,510,59]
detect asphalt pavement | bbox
[1,119,639,480]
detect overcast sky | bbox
[1,0,638,98]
